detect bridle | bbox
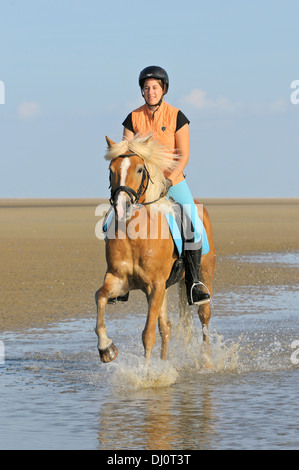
[109,153,151,208]
[109,153,165,210]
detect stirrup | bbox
[190,281,211,306]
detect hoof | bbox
[99,343,118,363]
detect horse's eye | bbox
[137,167,144,174]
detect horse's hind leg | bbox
[95,273,122,363]
[158,291,171,360]
[198,302,211,344]
[197,277,215,368]
[198,247,215,341]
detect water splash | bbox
[207,328,242,371]
[108,317,243,391]
[170,317,242,373]
[110,357,178,391]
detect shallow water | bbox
[1,253,299,450]
[230,250,299,267]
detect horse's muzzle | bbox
[114,191,134,220]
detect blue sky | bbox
[0,0,298,198]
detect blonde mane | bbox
[105,134,182,204]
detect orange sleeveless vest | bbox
[131,102,184,184]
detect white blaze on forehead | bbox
[117,158,131,219]
[120,158,131,186]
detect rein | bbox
[109,153,165,208]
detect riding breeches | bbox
[167,179,209,255]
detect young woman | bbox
[122,66,210,306]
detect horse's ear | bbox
[106,136,115,148]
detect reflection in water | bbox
[97,381,216,450]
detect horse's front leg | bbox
[142,284,165,360]
[95,273,122,363]
[198,302,211,344]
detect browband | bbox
[118,153,137,157]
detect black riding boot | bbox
[184,247,210,306]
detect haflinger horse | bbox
[95,134,216,364]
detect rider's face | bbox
[142,79,165,106]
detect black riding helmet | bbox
[139,66,169,94]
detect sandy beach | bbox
[0,198,298,333]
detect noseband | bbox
[109,154,151,208]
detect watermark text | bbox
[290,80,299,105]
[291,340,299,365]
[0,80,5,104]
[95,202,203,250]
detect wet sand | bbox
[0,198,298,332]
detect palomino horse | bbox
[95,135,216,363]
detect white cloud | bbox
[17,101,41,120]
[182,89,238,112]
[181,88,289,116]
[182,89,210,109]
[268,98,288,112]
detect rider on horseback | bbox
[122,66,210,306]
